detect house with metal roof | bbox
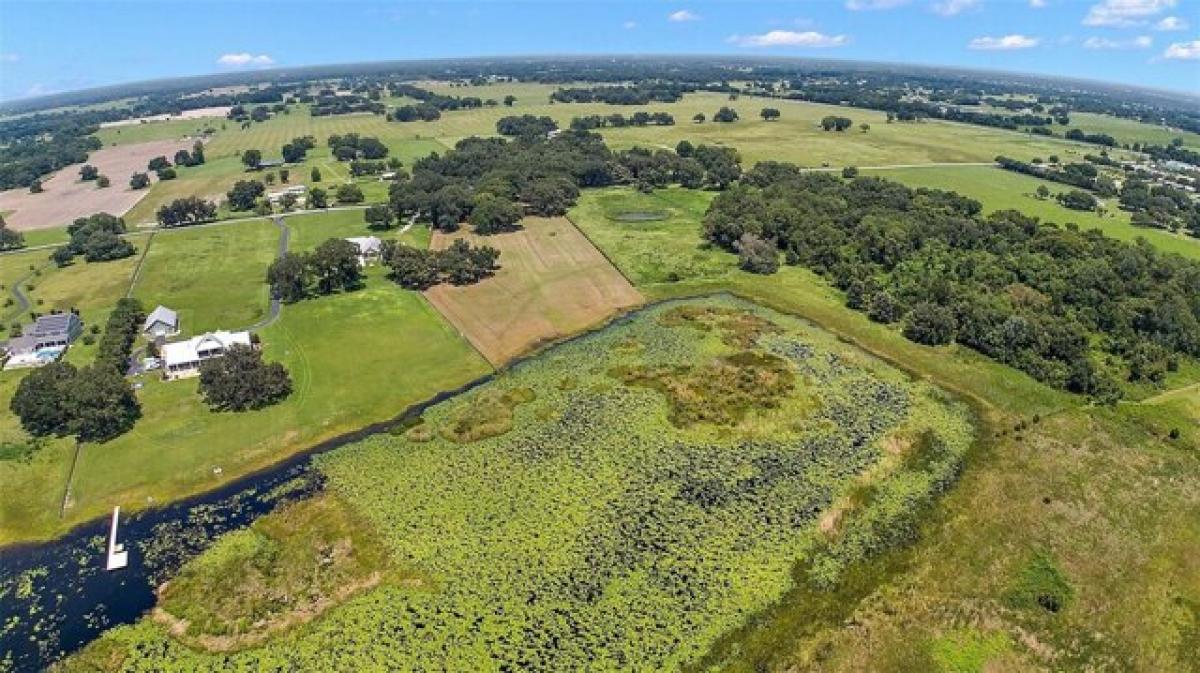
[346,236,383,266]
[160,330,252,380]
[142,305,180,339]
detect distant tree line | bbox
[702,166,1200,399]
[994,156,1115,195]
[549,83,691,105]
[570,112,675,130]
[309,93,385,117]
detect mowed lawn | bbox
[425,216,643,366]
[285,208,431,252]
[131,218,280,334]
[864,165,1200,261]
[11,278,488,542]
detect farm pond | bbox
[1,295,976,672]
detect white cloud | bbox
[24,83,56,98]
[623,20,638,29]
[1083,34,1153,48]
[731,30,850,48]
[968,34,1041,49]
[932,0,980,16]
[216,52,275,67]
[0,53,18,63]
[1030,0,1047,7]
[668,10,699,22]
[845,0,909,10]
[1163,39,1200,59]
[1083,0,1176,27]
[1154,15,1188,30]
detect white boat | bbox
[105,506,129,571]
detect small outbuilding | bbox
[143,305,180,339]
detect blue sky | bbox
[0,0,1197,101]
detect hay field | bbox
[425,216,642,365]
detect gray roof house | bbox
[31,313,83,348]
[143,305,180,338]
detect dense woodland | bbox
[702,166,1200,399]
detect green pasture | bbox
[130,218,279,334]
[864,165,1200,261]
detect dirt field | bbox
[98,106,231,128]
[425,216,643,366]
[0,138,194,231]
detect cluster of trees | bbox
[820,116,853,132]
[760,108,781,121]
[1120,178,1200,235]
[52,213,134,265]
[172,141,206,167]
[266,238,364,302]
[10,300,145,443]
[713,107,739,123]
[701,167,1200,400]
[382,239,499,290]
[310,93,385,117]
[391,103,444,122]
[619,141,742,190]
[1065,129,1117,147]
[496,115,558,139]
[0,128,101,190]
[198,344,292,412]
[994,155,1115,195]
[1056,189,1099,211]
[0,215,24,250]
[1142,140,1200,168]
[350,159,392,177]
[328,133,389,161]
[569,112,675,130]
[228,104,274,124]
[156,196,218,227]
[387,83,486,112]
[9,360,141,442]
[227,179,266,211]
[385,130,744,233]
[281,135,316,163]
[549,83,690,105]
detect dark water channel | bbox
[0,375,492,672]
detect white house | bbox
[160,330,252,380]
[345,236,383,266]
[266,184,307,204]
[142,305,180,339]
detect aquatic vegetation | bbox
[66,297,975,671]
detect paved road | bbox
[244,215,291,332]
[0,204,371,258]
